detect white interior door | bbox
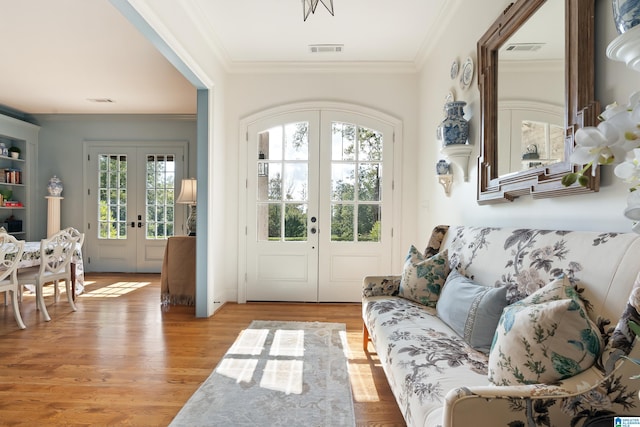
[84,142,186,272]
[245,109,394,302]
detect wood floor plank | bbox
[0,273,405,426]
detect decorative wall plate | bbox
[450,59,459,80]
[459,56,474,90]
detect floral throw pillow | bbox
[398,246,449,307]
[488,276,602,385]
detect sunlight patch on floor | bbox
[219,328,305,395]
[346,331,382,402]
[348,358,382,402]
[79,281,152,298]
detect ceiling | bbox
[0,0,450,115]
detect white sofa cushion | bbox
[363,296,490,426]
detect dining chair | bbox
[0,233,26,329]
[60,226,84,302]
[17,228,80,322]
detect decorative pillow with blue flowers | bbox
[398,246,449,307]
[488,276,602,385]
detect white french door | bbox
[84,142,187,272]
[245,109,394,302]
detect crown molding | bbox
[227,61,419,74]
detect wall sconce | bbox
[176,178,197,236]
[258,151,268,177]
[436,160,453,196]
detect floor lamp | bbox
[176,178,197,236]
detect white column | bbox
[45,196,63,237]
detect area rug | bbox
[170,320,356,427]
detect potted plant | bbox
[8,146,20,159]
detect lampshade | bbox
[176,178,197,236]
[176,178,197,205]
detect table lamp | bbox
[176,178,197,236]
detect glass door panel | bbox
[86,143,186,273]
[329,122,383,243]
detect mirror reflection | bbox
[496,0,565,176]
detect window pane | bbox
[331,122,355,161]
[283,163,308,201]
[257,163,281,201]
[522,121,548,159]
[257,203,282,241]
[98,154,127,240]
[260,126,283,161]
[284,122,308,161]
[145,154,176,239]
[358,126,383,161]
[358,164,382,201]
[331,163,355,201]
[550,124,564,161]
[358,205,381,242]
[284,204,307,241]
[268,204,281,240]
[331,204,354,242]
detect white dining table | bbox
[18,241,85,299]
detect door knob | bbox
[310,227,317,234]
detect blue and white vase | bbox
[613,0,640,34]
[47,175,63,197]
[438,101,469,147]
[436,160,450,175]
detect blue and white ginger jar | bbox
[613,0,640,34]
[438,101,469,147]
[47,175,63,197]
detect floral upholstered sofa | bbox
[362,225,640,427]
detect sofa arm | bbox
[442,361,639,427]
[442,384,566,427]
[362,275,401,298]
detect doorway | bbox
[241,105,400,302]
[84,141,187,272]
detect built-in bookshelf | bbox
[0,114,39,240]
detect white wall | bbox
[417,0,640,249]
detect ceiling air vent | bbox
[87,98,115,103]
[504,43,545,52]
[309,44,344,54]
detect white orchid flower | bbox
[614,148,640,184]
[605,106,640,151]
[570,122,628,172]
[599,101,625,121]
[600,91,640,120]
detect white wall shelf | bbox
[607,25,640,71]
[441,144,473,181]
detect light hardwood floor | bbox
[0,273,405,426]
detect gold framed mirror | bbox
[477,0,600,204]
